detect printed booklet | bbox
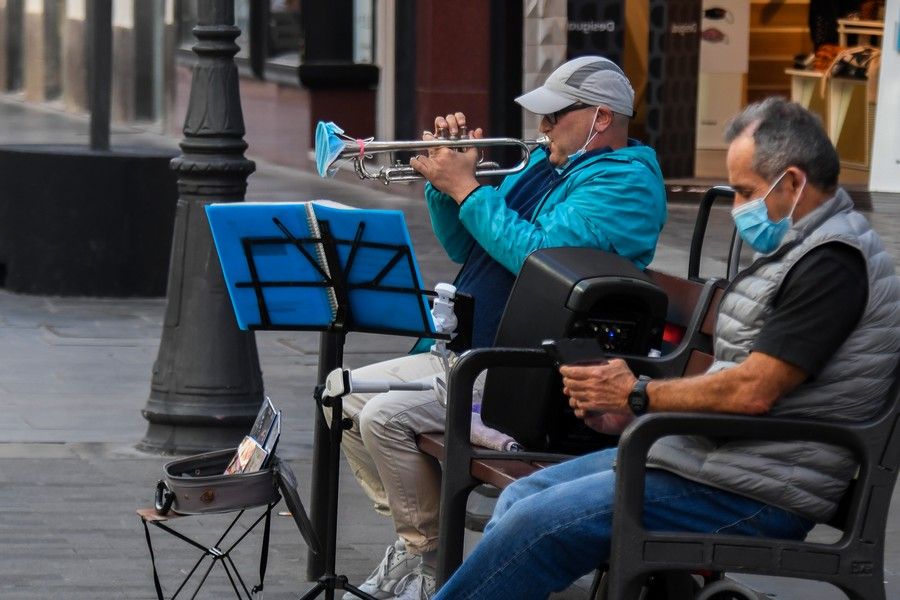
[224,396,282,475]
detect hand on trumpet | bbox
[410,112,482,205]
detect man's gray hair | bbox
[724,97,839,192]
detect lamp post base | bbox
[137,422,248,456]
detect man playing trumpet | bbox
[337,55,667,600]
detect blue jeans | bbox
[434,448,814,600]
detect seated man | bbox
[433,97,900,600]
[337,56,668,600]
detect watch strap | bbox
[629,375,652,416]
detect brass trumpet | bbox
[316,121,549,184]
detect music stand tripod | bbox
[205,202,448,600]
[300,363,436,600]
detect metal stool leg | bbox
[139,503,275,600]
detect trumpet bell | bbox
[315,121,348,178]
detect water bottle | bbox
[431,283,458,336]
[430,283,457,388]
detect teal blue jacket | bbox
[425,143,667,274]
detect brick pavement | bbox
[0,96,898,599]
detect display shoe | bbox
[812,44,842,71]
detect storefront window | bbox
[176,0,194,47]
[235,0,250,57]
[176,0,376,72]
[353,0,373,64]
[268,0,303,63]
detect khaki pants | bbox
[334,352,447,555]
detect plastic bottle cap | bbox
[435,283,457,297]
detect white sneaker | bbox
[344,539,419,600]
[392,567,436,600]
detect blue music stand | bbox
[207,202,437,338]
[206,201,446,600]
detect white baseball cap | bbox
[515,55,634,117]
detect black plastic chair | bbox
[434,273,726,585]
[602,358,900,600]
[688,186,741,282]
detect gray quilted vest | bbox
[647,189,900,521]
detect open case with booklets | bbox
[155,396,293,516]
[139,395,319,600]
[224,396,281,475]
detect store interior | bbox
[689,0,887,185]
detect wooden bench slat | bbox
[471,459,542,490]
[686,350,715,375]
[648,270,704,328]
[700,287,724,335]
[418,432,446,461]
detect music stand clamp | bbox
[206,202,450,599]
[324,368,438,399]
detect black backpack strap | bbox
[141,517,166,600]
[251,502,274,596]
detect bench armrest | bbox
[445,348,703,459]
[605,405,900,599]
[613,412,873,538]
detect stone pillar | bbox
[139,0,263,455]
[522,0,567,139]
[0,0,24,91]
[62,0,89,113]
[23,0,46,101]
[20,0,62,100]
[374,0,395,141]
[110,0,134,122]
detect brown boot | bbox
[813,44,842,71]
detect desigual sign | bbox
[670,22,699,35]
[568,20,616,33]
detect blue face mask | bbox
[315,121,347,178]
[731,171,805,254]
[555,106,601,174]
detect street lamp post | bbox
[139,0,263,454]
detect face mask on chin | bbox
[731,170,807,254]
[555,106,602,173]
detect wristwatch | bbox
[628,375,652,416]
